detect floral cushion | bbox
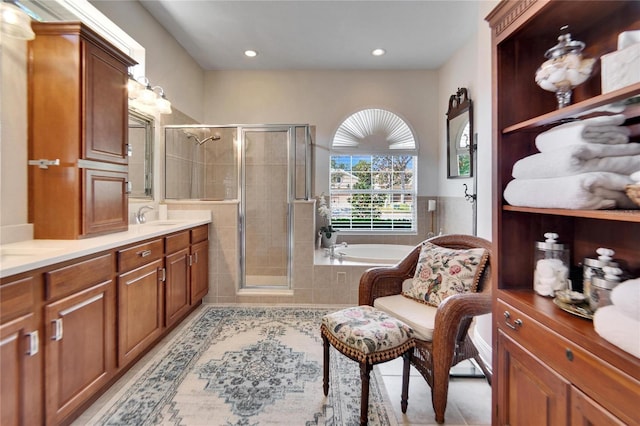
[403,242,488,307]
[321,306,414,356]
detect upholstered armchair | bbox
[358,234,492,424]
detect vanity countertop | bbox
[0,215,211,279]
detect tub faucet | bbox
[135,205,154,224]
[328,242,348,259]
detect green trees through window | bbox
[330,154,416,232]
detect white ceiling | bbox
[138,0,480,70]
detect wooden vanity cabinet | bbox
[28,22,136,239]
[0,275,42,426]
[487,2,640,425]
[165,231,192,327]
[190,225,209,304]
[43,253,116,425]
[117,239,164,368]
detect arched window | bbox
[330,109,418,233]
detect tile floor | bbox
[378,358,492,426]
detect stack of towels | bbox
[504,114,640,209]
[593,278,640,358]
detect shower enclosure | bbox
[164,124,312,290]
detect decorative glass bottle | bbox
[535,26,595,109]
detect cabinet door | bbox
[190,240,209,304]
[496,329,570,425]
[118,259,164,368]
[165,248,191,327]
[83,42,129,164]
[571,387,625,426]
[1,314,41,426]
[44,280,115,425]
[83,168,128,236]
[0,274,42,426]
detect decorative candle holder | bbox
[535,26,595,109]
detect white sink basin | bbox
[144,220,185,226]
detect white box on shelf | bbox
[601,43,640,93]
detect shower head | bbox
[184,131,221,145]
[196,135,221,145]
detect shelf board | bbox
[503,83,640,134]
[503,205,640,222]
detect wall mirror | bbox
[128,110,154,199]
[446,87,473,179]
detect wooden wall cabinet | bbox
[28,22,136,239]
[0,275,42,426]
[487,1,640,425]
[117,239,165,368]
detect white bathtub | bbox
[334,244,415,264]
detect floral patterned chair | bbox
[358,234,493,424]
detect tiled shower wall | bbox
[165,127,236,201]
[167,195,473,305]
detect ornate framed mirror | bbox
[446,88,473,179]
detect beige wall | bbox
[0,38,31,243]
[437,2,496,240]
[90,0,205,123]
[203,70,440,197]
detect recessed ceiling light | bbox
[244,50,258,58]
[371,48,386,57]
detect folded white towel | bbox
[503,172,637,210]
[611,278,640,321]
[512,143,640,179]
[536,114,630,152]
[593,305,640,358]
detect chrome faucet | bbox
[135,205,154,224]
[328,242,348,259]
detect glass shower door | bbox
[241,127,291,288]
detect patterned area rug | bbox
[86,306,398,425]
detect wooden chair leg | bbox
[432,364,450,424]
[360,362,372,426]
[401,351,411,413]
[322,333,329,396]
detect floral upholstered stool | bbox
[320,305,416,425]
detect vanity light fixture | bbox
[0,2,35,42]
[153,86,172,114]
[244,49,258,58]
[127,74,172,115]
[371,48,386,56]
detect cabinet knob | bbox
[566,348,574,361]
[503,311,523,330]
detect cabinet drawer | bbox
[165,231,190,254]
[497,299,640,424]
[0,276,36,323]
[191,225,209,244]
[118,239,163,273]
[46,253,113,301]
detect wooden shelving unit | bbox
[487,1,640,424]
